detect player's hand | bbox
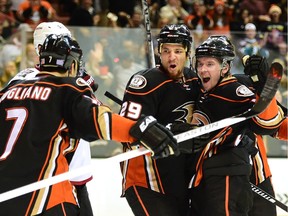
[243,55,269,94]
[129,116,180,159]
[169,122,210,154]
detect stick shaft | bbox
[142,0,155,68]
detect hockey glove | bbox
[169,122,210,154]
[129,116,180,159]
[243,55,269,94]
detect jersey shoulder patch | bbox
[236,84,254,97]
[128,74,147,89]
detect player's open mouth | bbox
[202,77,210,83]
[170,64,176,69]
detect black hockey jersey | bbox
[190,75,282,187]
[0,72,136,215]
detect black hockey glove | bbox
[243,55,269,94]
[169,122,210,154]
[129,116,180,159]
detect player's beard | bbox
[167,68,184,80]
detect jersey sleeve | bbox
[64,77,136,143]
[273,117,288,140]
[251,96,285,135]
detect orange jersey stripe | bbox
[126,80,173,96]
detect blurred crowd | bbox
[0,0,287,90]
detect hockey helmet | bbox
[195,35,235,63]
[39,34,82,73]
[33,21,72,56]
[157,24,192,54]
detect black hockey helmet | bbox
[195,35,235,63]
[39,34,82,73]
[157,24,192,54]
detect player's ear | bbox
[221,62,230,76]
[67,62,74,77]
[70,61,78,77]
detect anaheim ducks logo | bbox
[236,85,254,97]
[129,75,147,89]
[172,101,194,123]
[191,110,210,126]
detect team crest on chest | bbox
[129,75,147,89]
[236,85,254,97]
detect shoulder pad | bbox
[234,74,253,87]
[215,77,254,99]
[9,68,39,84]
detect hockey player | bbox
[239,55,286,216]
[119,24,200,216]
[9,21,96,216]
[187,36,281,216]
[0,34,179,216]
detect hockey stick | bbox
[0,63,282,203]
[250,182,288,212]
[104,91,123,105]
[141,0,156,68]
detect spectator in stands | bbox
[147,0,160,28]
[207,0,233,34]
[68,0,97,26]
[239,0,270,26]
[20,42,38,69]
[85,41,114,98]
[261,4,287,60]
[93,10,119,27]
[17,0,56,29]
[159,0,189,24]
[108,0,136,27]
[229,8,254,39]
[238,23,269,59]
[0,59,17,88]
[0,41,21,69]
[118,7,144,28]
[185,0,213,31]
[157,16,170,28]
[0,0,18,39]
